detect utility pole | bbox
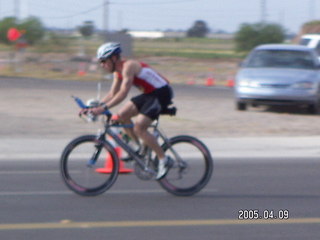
[278,9,285,27]
[117,10,123,31]
[261,0,267,23]
[103,0,109,33]
[309,0,315,20]
[14,0,20,20]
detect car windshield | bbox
[245,50,316,69]
[299,39,311,46]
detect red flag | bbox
[7,28,21,42]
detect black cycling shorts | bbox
[131,85,173,120]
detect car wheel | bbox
[236,101,247,111]
[307,103,320,114]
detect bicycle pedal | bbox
[121,149,143,162]
[121,156,134,162]
[165,157,174,169]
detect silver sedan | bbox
[235,44,320,113]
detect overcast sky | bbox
[0,0,318,33]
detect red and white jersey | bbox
[118,61,169,94]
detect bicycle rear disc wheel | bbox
[159,135,213,196]
[60,135,119,196]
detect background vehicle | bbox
[235,44,320,113]
[299,34,320,56]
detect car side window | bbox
[316,42,320,55]
[245,50,315,69]
[299,39,311,46]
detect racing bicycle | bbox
[60,96,213,196]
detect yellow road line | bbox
[0,218,320,231]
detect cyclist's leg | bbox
[117,101,140,144]
[135,114,169,179]
[124,94,170,178]
[134,114,165,160]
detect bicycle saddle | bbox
[161,106,177,116]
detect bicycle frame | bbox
[98,118,183,176]
[98,120,155,175]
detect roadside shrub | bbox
[235,23,285,52]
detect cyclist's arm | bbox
[100,72,121,103]
[104,61,137,109]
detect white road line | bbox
[0,189,217,196]
[0,171,58,175]
[0,218,319,230]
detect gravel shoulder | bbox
[2,76,320,139]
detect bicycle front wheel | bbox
[60,135,119,196]
[159,135,213,196]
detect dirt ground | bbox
[139,56,240,85]
[0,52,240,86]
[2,73,320,139]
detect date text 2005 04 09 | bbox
[238,209,289,220]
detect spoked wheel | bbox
[60,135,119,196]
[158,135,213,196]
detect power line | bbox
[113,0,195,5]
[35,0,195,20]
[44,3,103,19]
[103,0,109,32]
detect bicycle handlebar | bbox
[72,96,112,116]
[72,96,88,109]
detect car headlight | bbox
[238,80,260,87]
[291,81,316,89]
[238,80,249,87]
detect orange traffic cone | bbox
[226,79,235,87]
[77,63,87,76]
[96,147,133,174]
[77,70,86,76]
[186,80,196,85]
[205,77,215,86]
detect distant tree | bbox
[118,28,129,34]
[300,20,320,35]
[235,23,285,51]
[78,21,95,38]
[0,17,18,44]
[0,16,44,45]
[19,16,45,45]
[187,20,209,38]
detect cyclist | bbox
[82,42,174,179]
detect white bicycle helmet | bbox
[97,42,121,60]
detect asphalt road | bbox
[0,157,319,239]
[2,76,320,239]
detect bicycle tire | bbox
[158,135,213,196]
[60,135,119,196]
